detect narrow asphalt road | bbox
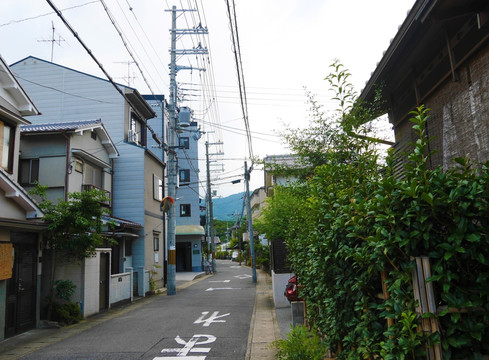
[15,260,256,360]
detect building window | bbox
[0,121,14,173]
[153,174,163,200]
[124,239,132,256]
[179,169,190,183]
[180,204,191,217]
[153,233,160,251]
[19,159,39,185]
[91,131,97,140]
[179,137,189,149]
[128,112,147,146]
[74,160,83,173]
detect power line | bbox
[225,0,253,161]
[98,0,164,116]
[45,0,161,146]
[0,1,99,28]
[113,0,169,89]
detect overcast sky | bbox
[1,0,415,198]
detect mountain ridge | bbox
[212,192,246,221]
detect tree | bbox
[213,219,233,242]
[31,185,112,320]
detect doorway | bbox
[5,232,38,338]
[176,242,192,272]
[99,253,109,311]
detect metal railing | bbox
[82,184,111,207]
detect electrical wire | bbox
[0,1,99,28]
[45,0,161,145]
[225,0,253,161]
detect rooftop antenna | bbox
[114,60,136,86]
[37,21,66,62]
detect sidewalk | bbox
[0,269,285,360]
[245,269,282,360]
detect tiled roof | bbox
[21,119,101,133]
[102,215,143,228]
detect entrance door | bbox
[99,253,109,311]
[5,232,38,338]
[176,242,192,272]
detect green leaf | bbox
[466,233,480,243]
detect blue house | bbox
[10,56,166,292]
[143,97,204,272]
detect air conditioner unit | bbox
[128,129,139,144]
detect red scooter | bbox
[284,275,302,302]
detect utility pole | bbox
[244,161,257,283]
[166,6,178,295]
[206,141,223,273]
[166,6,208,295]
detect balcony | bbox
[82,184,111,207]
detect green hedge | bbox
[274,107,489,359]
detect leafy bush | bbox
[54,279,76,302]
[262,61,489,359]
[53,302,82,325]
[272,325,327,360]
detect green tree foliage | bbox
[31,185,112,320]
[261,61,489,359]
[213,219,234,241]
[31,186,110,259]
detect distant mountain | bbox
[212,192,246,221]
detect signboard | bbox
[0,243,13,280]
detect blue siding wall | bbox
[113,145,146,268]
[11,57,154,270]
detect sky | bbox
[1,0,416,198]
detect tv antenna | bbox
[114,61,136,86]
[37,21,66,62]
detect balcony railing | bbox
[82,184,111,207]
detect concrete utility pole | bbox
[166,6,208,295]
[205,141,223,273]
[166,6,178,295]
[244,161,257,283]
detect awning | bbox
[176,225,205,236]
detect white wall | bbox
[272,271,294,308]
[110,272,131,305]
[82,253,100,317]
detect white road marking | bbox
[234,274,252,279]
[157,334,216,359]
[194,311,230,327]
[205,287,241,292]
[209,280,230,283]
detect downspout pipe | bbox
[61,131,70,201]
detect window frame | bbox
[179,169,190,183]
[19,158,40,185]
[153,174,163,201]
[129,111,147,146]
[153,232,160,252]
[1,120,15,173]
[124,239,132,256]
[179,137,190,149]
[180,204,191,217]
